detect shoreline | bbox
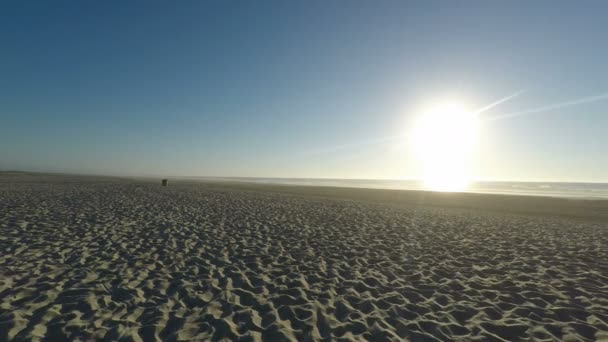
[176,179,608,222]
[3,171,607,221]
[4,171,608,199]
[174,176,608,200]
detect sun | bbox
[410,102,479,192]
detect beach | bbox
[1,173,607,341]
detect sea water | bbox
[197,177,608,199]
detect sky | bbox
[1,1,607,182]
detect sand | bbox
[1,173,607,341]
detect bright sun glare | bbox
[410,102,479,192]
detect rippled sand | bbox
[1,173,607,341]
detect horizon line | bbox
[2,169,607,184]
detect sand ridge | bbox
[1,175,607,341]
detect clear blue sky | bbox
[2,1,607,181]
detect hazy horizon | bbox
[4,168,608,185]
[2,1,608,185]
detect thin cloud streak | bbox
[304,91,524,156]
[488,92,608,121]
[474,90,523,115]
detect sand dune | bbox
[1,174,607,341]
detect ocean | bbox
[196,177,608,199]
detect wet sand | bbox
[1,173,607,341]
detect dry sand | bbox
[1,173,607,341]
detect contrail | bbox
[488,92,608,121]
[474,90,523,114]
[304,90,608,156]
[303,91,524,155]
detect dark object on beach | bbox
[161,179,168,186]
